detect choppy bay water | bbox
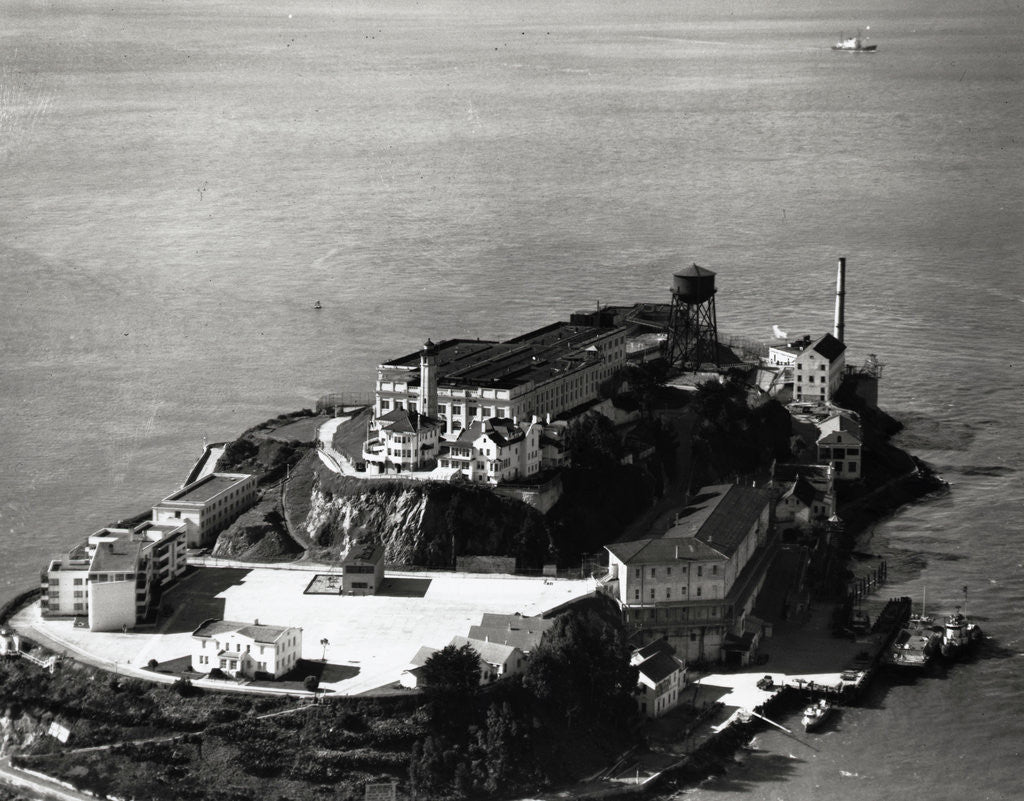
[1,0,1022,798]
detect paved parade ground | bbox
[12,566,598,695]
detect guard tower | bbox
[666,263,720,369]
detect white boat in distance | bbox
[832,32,877,52]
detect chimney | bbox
[833,257,846,344]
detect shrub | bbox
[303,675,319,692]
[147,658,159,670]
[172,678,197,698]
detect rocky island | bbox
[0,262,948,801]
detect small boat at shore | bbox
[313,300,322,310]
[801,699,834,732]
[832,33,877,52]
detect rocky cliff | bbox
[302,468,553,568]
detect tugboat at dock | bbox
[940,609,983,660]
[940,587,983,660]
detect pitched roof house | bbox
[793,333,846,403]
[191,618,302,679]
[816,412,863,480]
[631,639,687,718]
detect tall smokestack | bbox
[833,257,846,343]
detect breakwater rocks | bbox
[837,458,947,538]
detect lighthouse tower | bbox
[419,339,438,418]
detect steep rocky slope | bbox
[302,468,553,568]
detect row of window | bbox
[634,585,721,600]
[822,447,860,457]
[631,606,723,623]
[634,564,717,579]
[202,640,269,656]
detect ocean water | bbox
[1,0,1022,797]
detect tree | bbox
[421,644,481,736]
[523,607,637,732]
[482,702,524,792]
[422,644,480,697]
[566,413,622,470]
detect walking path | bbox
[0,755,97,801]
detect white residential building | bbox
[774,477,832,530]
[362,408,444,474]
[438,416,543,485]
[449,635,527,684]
[468,612,554,655]
[631,639,687,718]
[191,619,303,679]
[816,413,863,480]
[40,521,188,632]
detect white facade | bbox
[438,417,543,485]
[374,324,629,437]
[41,519,189,631]
[605,485,773,663]
[816,414,863,480]
[362,409,443,473]
[449,635,527,685]
[793,334,847,403]
[632,644,686,718]
[192,619,303,679]
[341,544,385,595]
[88,579,137,633]
[152,473,257,548]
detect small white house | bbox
[816,413,863,480]
[775,477,831,530]
[399,645,439,689]
[632,640,687,718]
[191,619,302,679]
[449,635,527,684]
[399,635,528,689]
